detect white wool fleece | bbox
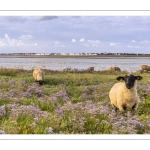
[33,68,44,81]
[109,80,139,112]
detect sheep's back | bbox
[33,68,44,81]
[109,82,123,106]
[109,66,121,72]
[115,67,121,72]
[87,67,94,71]
[140,65,148,70]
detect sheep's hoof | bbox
[115,112,118,117]
[131,110,136,116]
[114,108,118,112]
[122,112,127,117]
[112,104,118,112]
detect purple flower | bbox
[9,105,49,119]
[34,117,39,122]
[0,130,6,134]
[128,119,144,129]
[147,121,150,127]
[0,106,6,119]
[23,92,32,97]
[50,90,70,102]
[47,127,54,134]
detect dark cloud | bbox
[34,16,58,22]
[71,16,81,18]
[5,16,28,22]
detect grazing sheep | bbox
[33,68,44,85]
[87,67,94,72]
[140,65,150,71]
[109,74,142,116]
[109,66,121,72]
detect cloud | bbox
[54,44,65,47]
[1,34,38,47]
[54,41,59,45]
[84,40,100,47]
[4,34,19,46]
[109,42,122,47]
[2,16,150,53]
[140,40,150,44]
[5,34,11,44]
[5,16,27,22]
[70,16,81,18]
[34,16,58,22]
[20,35,34,40]
[84,44,90,47]
[71,39,76,42]
[87,40,100,43]
[34,43,38,46]
[79,38,85,42]
[127,45,142,49]
[0,41,6,47]
[110,42,116,46]
[54,41,65,47]
[131,40,136,43]
[91,44,98,47]
[83,43,98,47]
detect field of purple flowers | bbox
[0,68,150,134]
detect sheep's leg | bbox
[112,104,118,112]
[119,104,127,117]
[132,103,138,110]
[123,105,127,116]
[131,103,137,115]
[112,104,118,116]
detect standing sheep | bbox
[109,74,142,116]
[109,66,121,72]
[140,65,150,71]
[87,67,94,72]
[33,67,44,85]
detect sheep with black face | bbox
[33,67,44,85]
[109,74,142,116]
[109,66,121,72]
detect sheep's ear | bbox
[116,76,124,82]
[135,76,142,80]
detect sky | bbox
[1,16,150,54]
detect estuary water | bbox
[0,56,150,72]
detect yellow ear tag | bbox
[120,79,123,82]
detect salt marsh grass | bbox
[0,68,150,134]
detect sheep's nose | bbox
[126,83,131,89]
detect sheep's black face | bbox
[39,80,43,85]
[116,74,142,89]
[124,75,136,89]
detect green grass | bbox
[0,68,150,134]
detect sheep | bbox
[140,65,150,71]
[109,66,121,72]
[109,74,142,116]
[87,66,94,72]
[33,67,44,85]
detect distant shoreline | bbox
[0,55,150,59]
